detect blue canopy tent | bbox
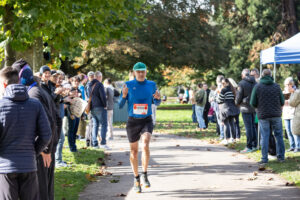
[260,32,300,82]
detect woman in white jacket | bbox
[287,76,300,153]
[283,77,298,152]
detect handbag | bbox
[85,83,97,114]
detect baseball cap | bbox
[133,62,147,71]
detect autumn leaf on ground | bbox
[61,184,74,187]
[115,194,127,197]
[247,176,258,181]
[286,182,296,186]
[110,179,119,183]
[117,161,123,166]
[85,174,97,182]
[268,178,274,181]
[253,171,258,176]
[258,166,266,171]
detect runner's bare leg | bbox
[130,141,139,176]
[141,132,151,172]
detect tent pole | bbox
[260,64,262,78]
[274,62,276,82]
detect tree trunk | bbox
[3,4,16,67]
[282,0,299,37]
[32,37,44,72]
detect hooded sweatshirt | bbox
[0,84,51,173]
[250,76,284,119]
[236,75,256,113]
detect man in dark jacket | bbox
[87,71,109,149]
[236,69,257,153]
[203,83,211,129]
[17,63,59,200]
[0,67,51,200]
[250,69,285,165]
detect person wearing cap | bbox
[0,66,51,200]
[16,61,59,200]
[87,71,109,150]
[119,62,161,193]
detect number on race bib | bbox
[133,104,148,115]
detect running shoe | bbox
[252,147,258,152]
[220,139,228,146]
[142,173,151,188]
[100,145,111,150]
[240,148,252,154]
[133,177,142,193]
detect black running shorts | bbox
[126,116,154,143]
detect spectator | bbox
[78,73,88,101]
[65,86,80,152]
[104,78,115,140]
[250,68,260,83]
[85,71,95,147]
[87,71,109,150]
[0,66,51,200]
[250,69,285,165]
[195,83,207,131]
[288,73,300,153]
[218,78,240,145]
[203,83,211,129]
[236,69,257,153]
[55,70,69,167]
[189,87,198,123]
[214,75,226,140]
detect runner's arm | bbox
[119,90,128,109]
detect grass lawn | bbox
[54,140,105,200]
[153,108,300,187]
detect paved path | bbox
[79,129,300,200]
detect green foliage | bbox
[0,0,145,62]
[73,0,227,86]
[213,0,282,80]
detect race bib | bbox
[133,104,148,115]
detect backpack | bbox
[114,89,120,97]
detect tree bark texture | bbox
[32,37,44,72]
[282,0,299,37]
[3,4,16,67]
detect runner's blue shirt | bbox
[119,79,161,118]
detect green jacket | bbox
[195,89,207,107]
[250,76,284,119]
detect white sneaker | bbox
[228,138,235,144]
[100,145,111,150]
[56,162,68,168]
[220,139,228,145]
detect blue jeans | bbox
[192,104,197,123]
[55,128,65,163]
[284,119,300,150]
[242,113,257,149]
[216,110,225,139]
[259,117,285,163]
[195,105,206,129]
[91,107,108,146]
[67,115,80,152]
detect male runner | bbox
[119,62,161,193]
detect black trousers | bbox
[37,153,55,200]
[203,108,210,128]
[0,171,39,200]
